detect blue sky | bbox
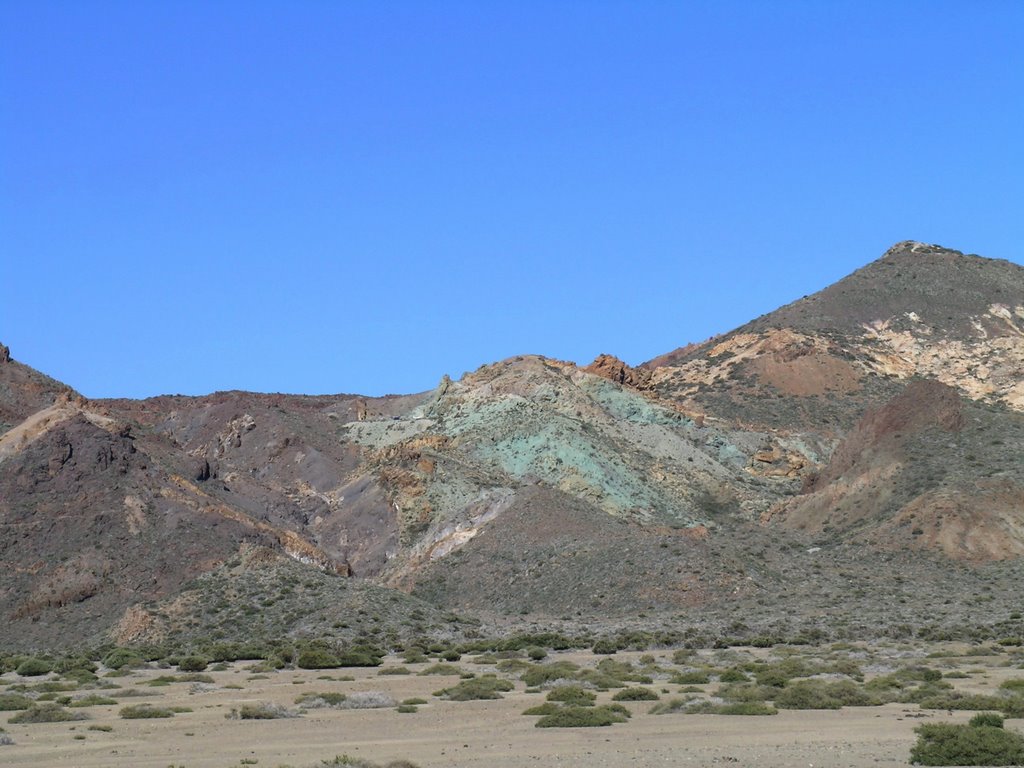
[2,2,1022,398]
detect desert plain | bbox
[3,641,1024,768]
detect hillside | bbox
[1,241,1023,651]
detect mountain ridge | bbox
[2,240,1023,651]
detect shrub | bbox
[337,692,398,710]
[910,722,1024,765]
[970,712,1006,729]
[0,693,33,711]
[177,656,209,672]
[295,692,347,708]
[522,703,561,716]
[336,652,382,668]
[521,661,579,687]
[672,670,711,685]
[396,704,417,713]
[63,668,98,684]
[228,702,297,719]
[650,697,697,715]
[102,648,143,670]
[591,639,618,655]
[70,695,118,707]
[527,647,548,661]
[441,650,461,662]
[436,676,514,701]
[612,687,659,701]
[685,701,778,715]
[546,686,596,706]
[16,658,53,677]
[9,704,86,723]
[296,649,341,669]
[718,668,750,683]
[1000,679,1024,693]
[120,705,175,719]
[536,705,628,727]
[418,663,463,676]
[402,648,428,664]
[87,724,113,732]
[378,666,411,676]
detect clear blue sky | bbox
[2,2,1022,398]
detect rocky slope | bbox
[2,241,1022,651]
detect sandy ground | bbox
[2,649,1022,768]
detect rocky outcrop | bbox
[583,354,653,390]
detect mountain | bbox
[2,241,1023,652]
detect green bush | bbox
[230,702,296,720]
[177,656,209,672]
[527,647,548,661]
[435,676,514,701]
[686,701,778,715]
[591,639,618,655]
[522,703,560,716]
[672,670,711,685]
[535,705,628,728]
[295,692,347,707]
[120,705,175,719]
[970,713,1006,729]
[70,695,117,707]
[612,687,659,701]
[16,658,53,677]
[336,652,382,668]
[650,697,697,715]
[296,649,341,669]
[418,663,463,676]
[546,686,596,706]
[521,661,579,687]
[0,693,33,711]
[718,668,750,683]
[102,648,143,671]
[9,704,86,723]
[910,722,1024,765]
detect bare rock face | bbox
[583,353,653,390]
[0,343,10,363]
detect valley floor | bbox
[3,644,1023,768]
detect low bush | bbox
[672,670,711,685]
[910,722,1024,765]
[685,701,778,715]
[970,712,1006,729]
[435,676,514,701]
[296,649,341,669]
[0,693,33,711]
[546,685,596,706]
[591,639,618,655]
[177,656,209,672]
[535,705,629,728]
[337,692,398,710]
[16,658,53,677]
[227,702,298,719]
[521,661,579,687]
[102,648,143,671]
[612,687,659,701]
[418,663,463,676]
[9,704,86,723]
[296,692,347,708]
[650,697,697,715]
[70,695,118,707]
[522,703,561,716]
[120,704,175,719]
